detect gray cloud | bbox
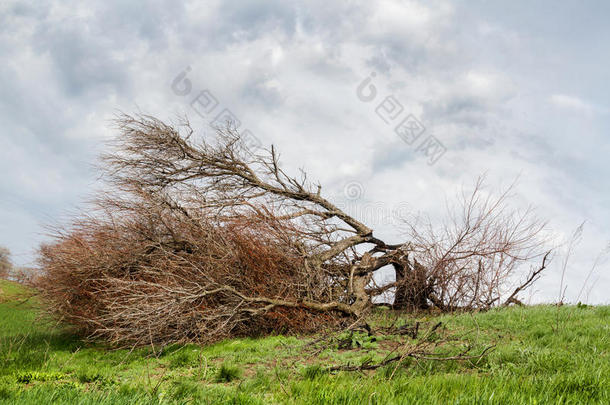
[0,0,608,303]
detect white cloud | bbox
[549,93,598,114]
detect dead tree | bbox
[98,114,419,315]
[37,114,551,345]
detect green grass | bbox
[0,279,608,404]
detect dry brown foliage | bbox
[38,205,350,345]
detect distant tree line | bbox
[0,246,11,279]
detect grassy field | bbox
[0,279,608,404]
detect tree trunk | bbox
[392,262,409,310]
[392,259,430,310]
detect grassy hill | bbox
[0,279,608,404]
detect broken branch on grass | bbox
[328,345,495,372]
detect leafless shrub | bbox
[391,177,550,310]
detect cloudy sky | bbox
[1,0,608,303]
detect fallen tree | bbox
[37,114,550,346]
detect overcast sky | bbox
[1,0,608,303]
